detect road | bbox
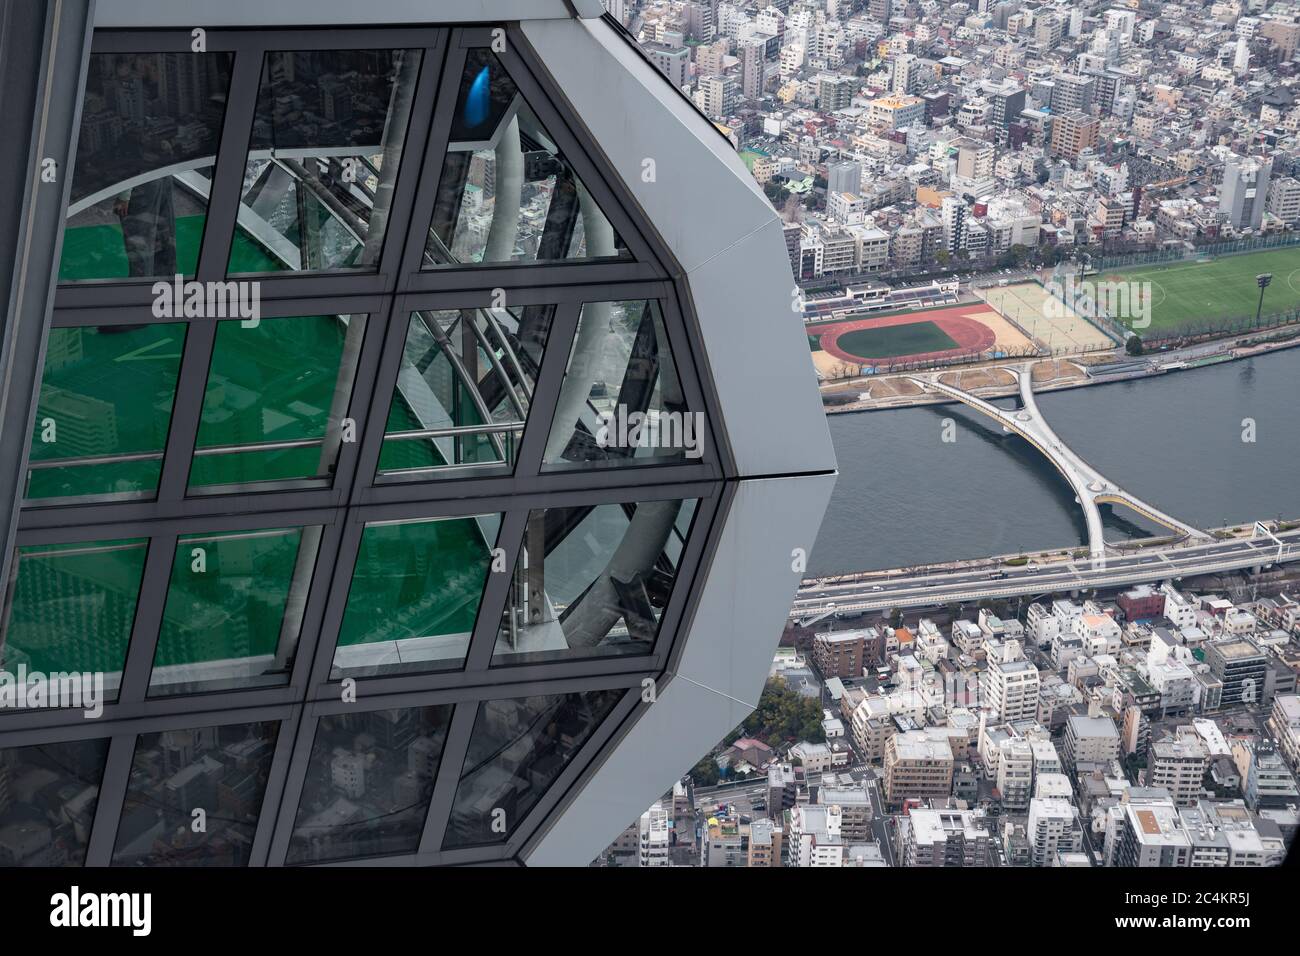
[792,528,1300,619]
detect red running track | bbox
[815,302,998,365]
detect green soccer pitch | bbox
[833,320,959,360]
[1100,246,1300,333]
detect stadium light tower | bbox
[1256,272,1273,325]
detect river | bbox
[809,347,1300,575]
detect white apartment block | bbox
[983,658,1041,722]
[788,804,844,867]
[1072,613,1121,656]
[639,802,671,867]
[997,738,1035,809]
[1027,797,1084,866]
[1268,695,1300,771]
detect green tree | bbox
[689,754,720,787]
[738,677,826,747]
[887,607,904,628]
[1126,334,1144,356]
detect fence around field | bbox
[1093,231,1300,273]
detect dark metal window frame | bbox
[1,23,740,866]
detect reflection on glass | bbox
[287,706,452,864]
[230,50,422,274]
[0,740,109,866]
[1,538,147,704]
[424,50,629,267]
[149,527,319,696]
[189,315,366,490]
[493,499,697,664]
[543,300,702,470]
[25,324,185,502]
[443,689,623,848]
[60,53,233,281]
[331,515,499,678]
[379,306,556,476]
[112,722,278,866]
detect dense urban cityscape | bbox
[595,0,1300,868]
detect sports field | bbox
[1099,246,1300,333]
[982,282,1115,352]
[809,301,1035,372]
[835,321,958,359]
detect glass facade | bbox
[2,22,724,867]
[378,306,557,477]
[234,50,421,274]
[60,53,233,282]
[190,315,366,491]
[331,515,499,678]
[0,739,109,866]
[112,721,278,866]
[287,706,451,864]
[26,324,186,502]
[426,49,629,267]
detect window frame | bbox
[1,22,739,867]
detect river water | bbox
[809,347,1300,575]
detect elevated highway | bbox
[790,528,1300,621]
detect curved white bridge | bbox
[909,366,1211,566]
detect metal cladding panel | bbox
[684,221,836,478]
[93,0,582,27]
[523,473,836,867]
[520,17,836,478]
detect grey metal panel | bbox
[93,1,581,27]
[682,220,836,477]
[522,471,836,866]
[519,18,836,478]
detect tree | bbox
[689,754,720,787]
[887,607,904,628]
[1126,334,1144,356]
[737,677,826,747]
[763,180,789,206]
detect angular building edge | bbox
[523,472,836,867]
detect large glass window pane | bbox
[0,739,109,866]
[188,315,367,491]
[112,722,278,866]
[378,306,556,477]
[25,324,185,502]
[287,706,452,864]
[330,515,500,679]
[443,689,623,848]
[493,498,698,665]
[424,49,630,268]
[1,538,147,705]
[230,50,421,274]
[60,53,233,281]
[149,527,320,696]
[543,300,704,470]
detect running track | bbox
[813,302,998,365]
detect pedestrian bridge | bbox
[908,366,1211,565]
